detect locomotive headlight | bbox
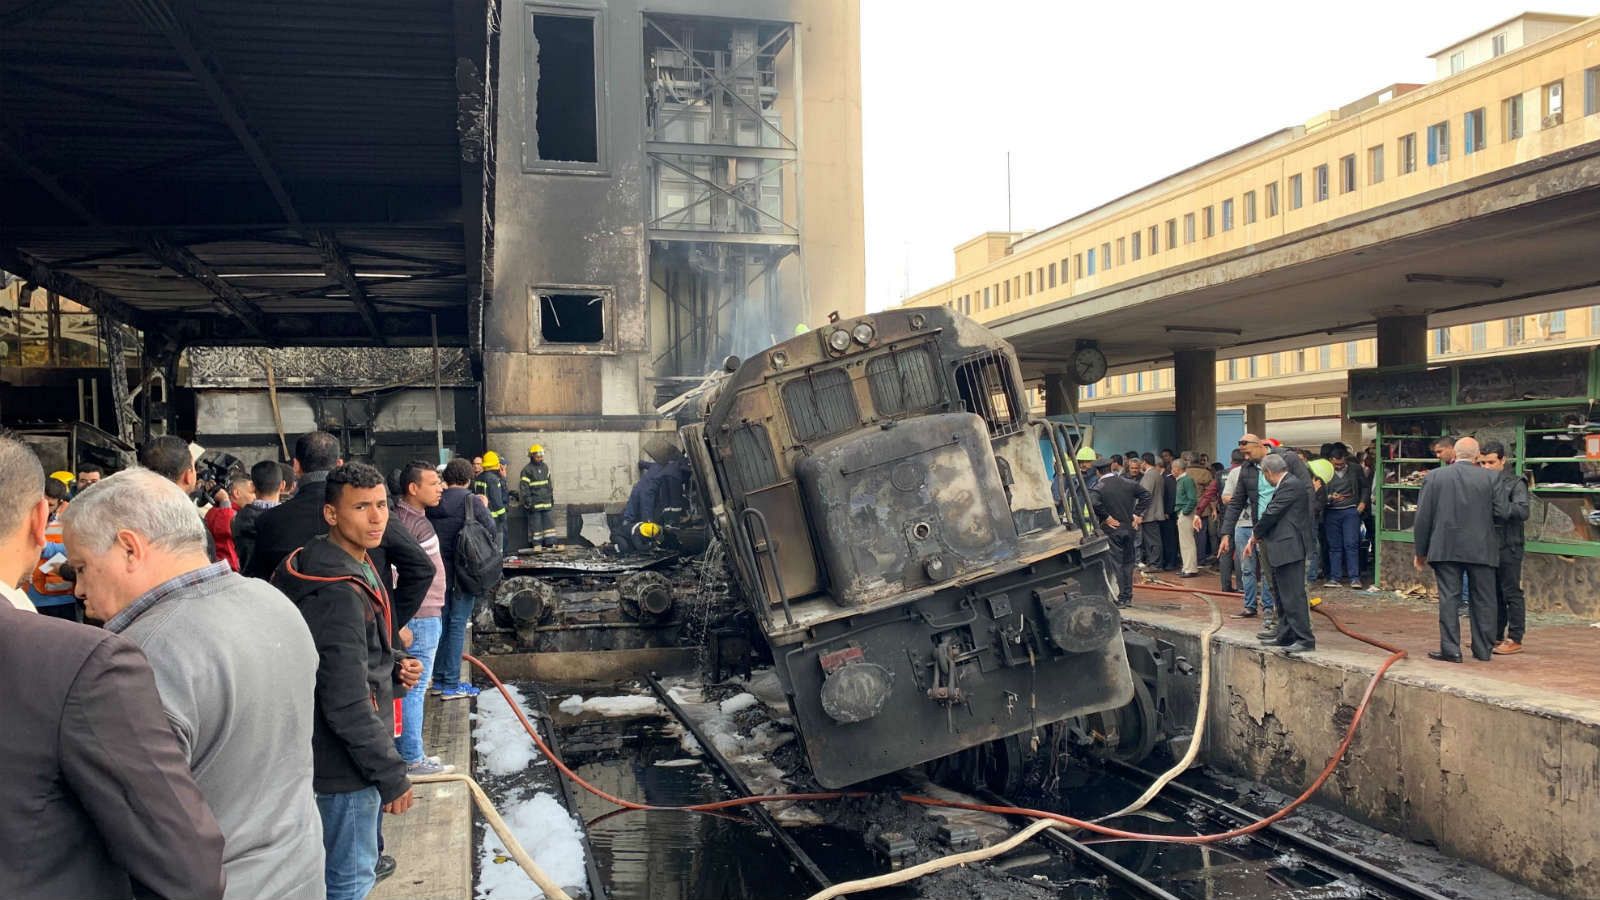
[851,322,876,345]
[827,328,852,352]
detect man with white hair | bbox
[1412,435,1500,663]
[2,438,227,899]
[62,468,326,899]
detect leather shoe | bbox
[1280,640,1316,654]
[1426,650,1463,664]
[1230,609,1258,619]
[1257,633,1292,647]
[375,855,397,882]
[1492,639,1523,655]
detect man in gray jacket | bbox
[63,468,326,899]
[1412,436,1501,663]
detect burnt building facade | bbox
[482,0,865,511]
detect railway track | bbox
[552,678,1486,900]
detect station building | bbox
[899,12,1600,446]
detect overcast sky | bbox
[860,1,1597,311]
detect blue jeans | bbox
[1235,524,1275,613]
[396,614,442,762]
[1324,507,1361,581]
[434,585,477,687]
[316,786,380,900]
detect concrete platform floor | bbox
[1131,579,1600,710]
[370,693,474,900]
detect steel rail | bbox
[531,688,610,900]
[644,674,832,891]
[1105,760,1453,900]
[973,788,1181,900]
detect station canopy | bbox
[0,0,489,348]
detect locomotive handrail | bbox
[740,506,795,626]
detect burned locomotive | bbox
[680,307,1137,788]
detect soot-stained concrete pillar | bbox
[1043,372,1078,416]
[1246,403,1267,438]
[1173,349,1217,459]
[1376,314,1428,367]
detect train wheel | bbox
[1068,677,1159,765]
[925,734,1026,796]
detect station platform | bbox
[1124,583,1599,900]
[370,694,474,900]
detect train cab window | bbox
[783,368,858,441]
[867,346,943,415]
[726,423,780,495]
[954,351,1023,438]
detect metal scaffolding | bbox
[643,14,806,383]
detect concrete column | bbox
[1042,372,1078,416]
[1375,314,1428,367]
[1173,349,1217,458]
[1246,403,1267,437]
[1339,397,1365,449]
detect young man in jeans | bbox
[391,461,454,774]
[427,458,496,699]
[274,462,416,900]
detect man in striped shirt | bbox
[391,461,453,776]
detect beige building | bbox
[902,12,1600,444]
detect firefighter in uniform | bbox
[473,450,510,551]
[520,444,556,550]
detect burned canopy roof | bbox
[0,0,490,347]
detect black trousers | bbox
[1107,531,1137,605]
[1267,558,1314,646]
[1159,518,1179,569]
[1140,520,1164,567]
[1432,561,1496,660]
[1495,550,1526,643]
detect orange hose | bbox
[462,589,1406,844]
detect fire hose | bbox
[457,586,1407,898]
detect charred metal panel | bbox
[779,553,1133,789]
[797,412,1017,607]
[188,347,473,389]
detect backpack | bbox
[453,505,503,595]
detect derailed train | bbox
[680,307,1169,788]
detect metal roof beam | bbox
[138,234,267,339]
[311,229,386,344]
[124,0,386,343]
[0,245,145,327]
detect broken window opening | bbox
[531,12,601,166]
[954,351,1023,438]
[783,367,858,442]
[538,293,605,344]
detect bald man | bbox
[1413,436,1500,663]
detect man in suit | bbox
[1250,453,1316,653]
[1413,436,1501,663]
[0,437,227,899]
[1089,457,1151,608]
[1221,435,1312,637]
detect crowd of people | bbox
[0,430,539,900]
[1082,431,1530,662]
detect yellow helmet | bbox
[528,444,545,455]
[637,522,662,539]
[1075,445,1097,462]
[49,470,75,485]
[481,451,501,468]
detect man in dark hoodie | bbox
[273,462,415,900]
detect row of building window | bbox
[1085,308,1600,398]
[947,67,1600,318]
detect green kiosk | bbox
[1348,345,1600,619]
